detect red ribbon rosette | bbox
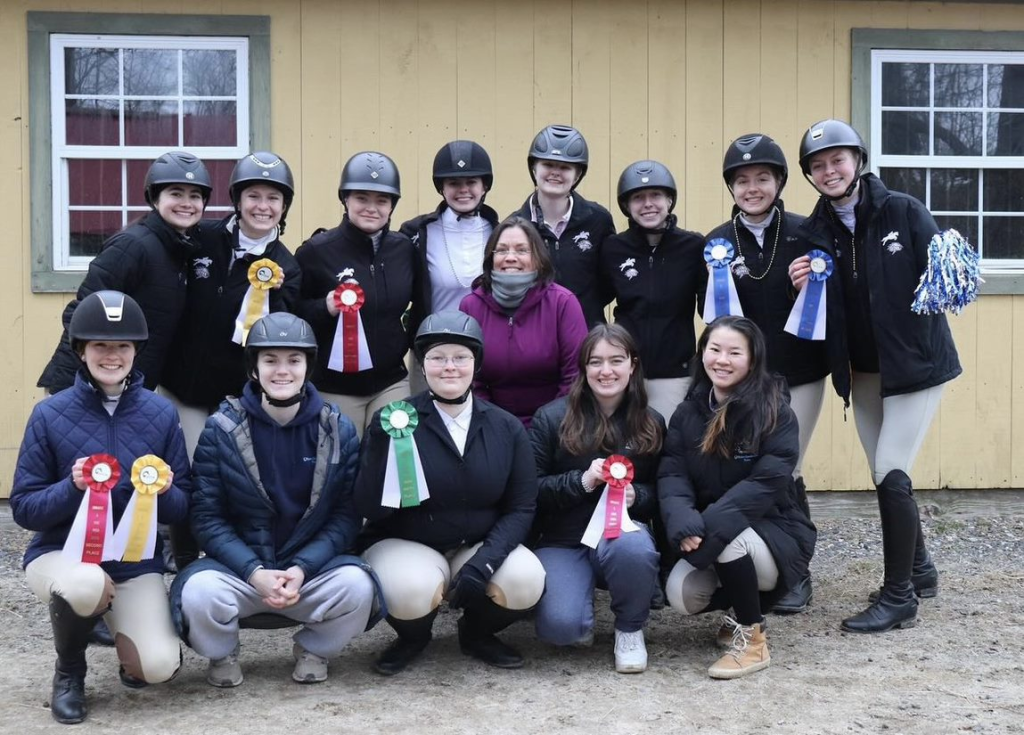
[601,455,635,540]
[81,454,121,564]
[334,282,366,373]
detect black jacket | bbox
[400,201,500,314]
[798,174,962,401]
[353,393,537,581]
[294,216,425,396]
[702,203,829,388]
[38,211,198,392]
[160,216,302,410]
[512,193,616,327]
[601,218,704,379]
[528,396,664,549]
[657,385,816,594]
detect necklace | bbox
[826,205,857,280]
[438,217,482,289]
[732,206,780,281]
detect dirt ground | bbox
[1,495,1022,735]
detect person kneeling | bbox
[658,317,816,679]
[171,313,381,687]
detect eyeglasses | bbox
[424,354,474,368]
[493,247,532,257]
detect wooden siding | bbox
[4,0,1024,496]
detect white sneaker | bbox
[207,649,243,688]
[613,629,647,673]
[292,643,328,684]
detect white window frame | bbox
[870,48,1024,273]
[49,34,249,271]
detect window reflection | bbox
[880,167,926,202]
[184,50,237,96]
[988,113,1024,156]
[934,63,983,108]
[881,111,929,155]
[64,48,119,96]
[982,217,1024,259]
[882,62,929,107]
[125,100,179,146]
[65,99,119,146]
[987,65,1024,108]
[983,170,1024,212]
[931,169,978,211]
[934,111,983,156]
[124,49,177,96]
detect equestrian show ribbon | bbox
[328,281,373,373]
[233,259,284,345]
[702,238,744,322]
[911,229,982,316]
[111,455,171,562]
[580,456,640,548]
[380,401,430,508]
[62,454,120,564]
[785,250,833,340]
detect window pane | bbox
[64,48,119,96]
[984,169,1024,212]
[934,111,983,155]
[69,160,122,206]
[183,101,237,146]
[934,63,983,108]
[184,50,237,96]
[65,99,120,146]
[987,112,1024,156]
[125,100,179,147]
[127,159,153,207]
[935,216,979,251]
[70,210,124,257]
[124,49,177,96]
[987,64,1024,108]
[882,111,929,155]
[882,62,930,107]
[930,169,978,211]
[982,216,1024,259]
[880,167,926,202]
[205,160,237,209]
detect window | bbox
[854,30,1024,292]
[28,13,270,291]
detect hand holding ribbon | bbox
[601,456,635,540]
[63,454,120,564]
[380,401,430,508]
[702,238,744,322]
[784,250,832,340]
[328,281,373,372]
[233,259,285,345]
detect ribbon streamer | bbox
[233,259,284,345]
[380,401,430,508]
[111,456,171,562]
[784,250,833,340]
[580,456,640,549]
[328,282,373,373]
[62,454,120,564]
[911,229,982,316]
[702,239,744,322]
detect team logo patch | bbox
[881,231,903,254]
[619,257,638,280]
[574,231,593,252]
[336,267,356,281]
[192,257,212,279]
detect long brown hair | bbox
[473,216,555,292]
[559,324,663,456]
[694,316,781,458]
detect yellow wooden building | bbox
[4,0,1024,497]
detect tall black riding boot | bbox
[772,477,814,614]
[374,610,437,676]
[868,518,939,602]
[49,594,95,724]
[842,470,919,633]
[458,598,529,669]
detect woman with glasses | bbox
[459,217,588,428]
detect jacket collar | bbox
[408,390,493,457]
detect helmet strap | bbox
[429,387,472,405]
[256,379,306,408]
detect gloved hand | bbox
[446,564,488,609]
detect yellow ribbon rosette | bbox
[121,455,171,562]
[236,258,285,345]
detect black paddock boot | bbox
[458,599,528,669]
[49,595,95,724]
[868,520,939,602]
[772,477,814,614]
[842,470,919,633]
[374,611,437,676]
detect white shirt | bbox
[230,215,275,268]
[425,207,490,311]
[435,394,473,455]
[739,208,777,249]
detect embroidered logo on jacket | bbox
[192,257,213,279]
[619,257,638,280]
[336,267,356,281]
[573,231,593,252]
[881,231,903,254]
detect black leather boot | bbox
[458,599,528,669]
[842,470,919,633]
[87,618,115,647]
[373,611,437,676]
[49,595,94,724]
[868,520,939,602]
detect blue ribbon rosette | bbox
[702,238,744,322]
[784,250,833,340]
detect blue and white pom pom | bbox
[911,229,982,316]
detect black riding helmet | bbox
[245,312,318,408]
[229,152,295,235]
[144,151,212,206]
[528,125,589,188]
[798,119,868,200]
[616,160,678,218]
[69,290,149,355]
[414,310,483,405]
[338,151,401,205]
[432,140,494,193]
[723,134,789,193]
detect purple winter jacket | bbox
[460,283,588,428]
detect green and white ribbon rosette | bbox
[380,401,430,508]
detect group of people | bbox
[11,118,960,724]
